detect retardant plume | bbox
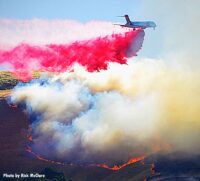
[0,29,144,81]
[10,58,200,166]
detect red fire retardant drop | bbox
[0,29,144,81]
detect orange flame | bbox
[96,156,145,171]
[26,144,145,170]
[25,133,145,170]
[25,146,65,165]
[27,135,33,141]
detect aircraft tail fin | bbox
[124,15,131,24]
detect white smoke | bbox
[6,0,200,164]
[140,0,200,66]
[0,19,126,48]
[10,58,200,164]
[11,70,159,164]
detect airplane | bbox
[115,14,156,30]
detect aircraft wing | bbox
[113,24,126,27]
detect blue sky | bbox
[0,0,199,70]
[0,0,163,58]
[0,0,142,22]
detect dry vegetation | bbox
[0,71,18,90]
[0,71,39,98]
[0,89,12,98]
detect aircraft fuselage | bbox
[125,21,156,29]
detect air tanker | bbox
[115,14,156,30]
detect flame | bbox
[96,156,145,171]
[27,127,33,141]
[25,131,145,170]
[25,127,65,165]
[27,135,33,141]
[25,142,145,170]
[25,146,65,165]
[25,130,66,165]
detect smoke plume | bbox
[4,1,200,165]
[10,58,200,165]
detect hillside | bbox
[0,72,153,180]
[1,71,200,180]
[0,71,40,98]
[0,71,18,90]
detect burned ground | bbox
[0,72,200,181]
